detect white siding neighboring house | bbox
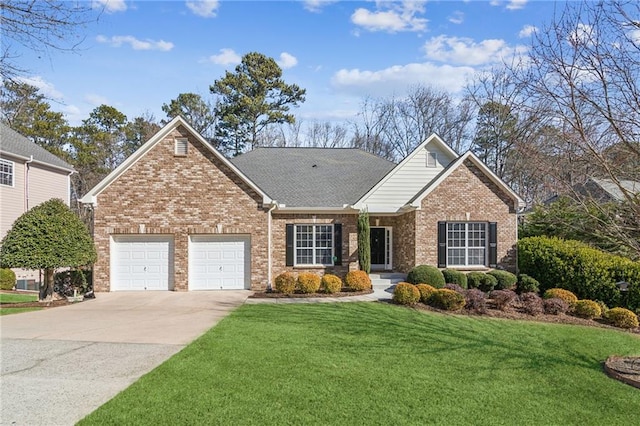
[0,123,75,288]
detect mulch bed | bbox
[249,289,374,299]
[0,299,72,308]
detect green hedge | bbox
[518,236,640,310]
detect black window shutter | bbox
[488,222,497,268]
[334,224,342,266]
[437,221,447,268]
[286,224,294,267]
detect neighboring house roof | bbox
[586,177,640,202]
[407,150,526,209]
[230,148,395,208]
[80,116,272,205]
[0,122,74,172]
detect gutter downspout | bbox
[67,170,75,207]
[24,155,33,211]
[267,202,278,291]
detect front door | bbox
[370,227,392,270]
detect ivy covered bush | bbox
[274,272,296,294]
[604,308,639,329]
[393,282,420,305]
[345,270,371,291]
[406,265,445,288]
[415,284,436,304]
[490,290,517,311]
[465,288,487,313]
[467,272,498,292]
[488,270,517,290]
[428,289,465,311]
[516,274,540,294]
[518,236,640,310]
[543,288,578,305]
[297,273,321,294]
[442,269,467,289]
[572,300,602,319]
[321,274,342,294]
[0,268,16,290]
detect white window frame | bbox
[446,222,487,267]
[426,151,437,168]
[293,224,334,267]
[0,158,14,187]
[174,138,188,156]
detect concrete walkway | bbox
[0,291,250,426]
[245,287,393,304]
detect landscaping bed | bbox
[249,288,373,299]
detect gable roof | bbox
[585,177,640,202]
[80,116,272,205]
[230,148,396,208]
[354,133,459,209]
[0,122,74,172]
[407,150,526,208]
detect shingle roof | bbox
[589,177,640,201]
[230,148,396,207]
[0,123,74,171]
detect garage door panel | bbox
[189,236,250,290]
[111,236,174,291]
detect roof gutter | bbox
[1,151,74,174]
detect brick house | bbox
[81,116,524,292]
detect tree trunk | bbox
[39,268,54,302]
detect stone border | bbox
[604,356,640,389]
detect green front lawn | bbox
[80,303,640,425]
[0,293,40,315]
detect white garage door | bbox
[189,235,250,290]
[111,236,174,291]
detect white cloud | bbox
[208,48,241,65]
[351,1,427,33]
[277,52,298,69]
[186,0,220,18]
[93,0,127,13]
[449,11,464,25]
[506,0,528,11]
[96,35,174,51]
[16,76,63,99]
[331,62,475,97]
[423,35,525,66]
[568,23,594,46]
[303,0,337,13]
[518,25,537,38]
[85,93,110,106]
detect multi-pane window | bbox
[447,222,486,266]
[0,159,13,186]
[295,224,333,266]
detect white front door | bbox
[189,235,250,290]
[111,236,173,291]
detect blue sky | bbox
[15,0,561,126]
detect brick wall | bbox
[92,125,269,291]
[412,158,518,271]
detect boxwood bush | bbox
[407,265,445,288]
[488,270,517,290]
[297,273,321,294]
[345,270,371,291]
[467,272,498,292]
[428,289,465,311]
[516,274,540,294]
[415,284,437,304]
[274,272,296,294]
[393,282,420,305]
[0,268,16,290]
[605,307,639,329]
[518,236,640,310]
[572,300,602,319]
[441,269,467,289]
[543,288,578,305]
[321,274,342,294]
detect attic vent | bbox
[426,151,437,168]
[175,138,188,156]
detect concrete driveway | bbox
[0,291,250,426]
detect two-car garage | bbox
[110,235,250,291]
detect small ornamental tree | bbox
[357,209,371,274]
[0,199,97,301]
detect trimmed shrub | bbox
[428,289,465,311]
[488,270,517,290]
[465,288,487,313]
[605,307,639,329]
[274,272,296,294]
[415,284,437,304]
[543,288,578,305]
[345,270,371,291]
[490,289,517,311]
[442,269,467,289]
[516,274,539,294]
[443,283,465,294]
[596,300,609,317]
[467,272,498,292]
[0,268,16,290]
[321,274,342,294]
[297,273,321,294]
[573,300,602,319]
[520,292,544,316]
[407,265,445,288]
[543,298,569,315]
[393,282,420,305]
